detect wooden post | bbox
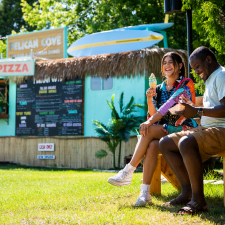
[150,154,162,195]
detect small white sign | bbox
[38,143,54,151]
[37,155,55,159]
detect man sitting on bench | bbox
[159,46,225,215]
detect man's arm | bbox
[175,97,225,119]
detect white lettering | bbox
[46,123,56,127]
[48,49,60,54]
[33,39,38,48]
[24,40,29,49]
[28,40,33,49]
[14,42,18,50]
[41,38,46,47]
[46,37,51,46]
[51,36,57,46]
[20,84,27,89]
[57,35,61,45]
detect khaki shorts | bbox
[169,126,225,162]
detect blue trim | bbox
[63,27,68,58]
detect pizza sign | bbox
[0,60,35,76]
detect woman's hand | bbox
[139,120,153,136]
[146,88,157,99]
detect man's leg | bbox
[178,135,207,207]
[159,136,192,203]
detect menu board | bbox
[16,78,83,136]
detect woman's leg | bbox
[108,125,166,187]
[142,140,160,184]
[134,140,161,207]
[130,125,166,167]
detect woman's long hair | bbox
[161,52,186,78]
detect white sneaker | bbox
[107,164,136,187]
[135,184,152,207]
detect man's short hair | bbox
[190,46,217,62]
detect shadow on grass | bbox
[116,187,225,223]
[118,192,225,224]
[0,163,92,172]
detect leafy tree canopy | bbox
[21,0,188,49]
[0,0,37,37]
[0,40,6,58]
[182,0,225,65]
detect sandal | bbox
[174,201,208,215]
[163,195,191,206]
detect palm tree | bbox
[93,92,142,169]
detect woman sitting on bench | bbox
[107,52,198,206]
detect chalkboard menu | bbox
[16,78,83,136]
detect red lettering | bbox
[39,145,45,149]
[3,65,7,72]
[15,64,21,72]
[8,64,14,72]
[22,64,28,72]
[0,65,2,70]
[46,145,52,149]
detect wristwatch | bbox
[197,107,203,117]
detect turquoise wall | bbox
[0,83,16,136]
[84,75,147,137]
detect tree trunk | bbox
[113,150,116,169]
[117,141,122,169]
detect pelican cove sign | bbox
[7,27,67,59]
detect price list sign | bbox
[16,78,83,136]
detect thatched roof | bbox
[8,48,188,84]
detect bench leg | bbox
[150,154,161,195]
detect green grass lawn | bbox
[0,164,224,224]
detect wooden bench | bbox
[150,97,225,206]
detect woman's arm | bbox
[146,88,157,116]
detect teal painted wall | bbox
[0,83,16,136]
[84,75,147,137]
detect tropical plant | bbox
[93,92,141,169]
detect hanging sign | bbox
[7,27,67,59]
[0,59,35,76]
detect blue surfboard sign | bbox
[67,30,163,57]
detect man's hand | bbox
[175,103,198,118]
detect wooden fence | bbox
[0,136,138,169]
